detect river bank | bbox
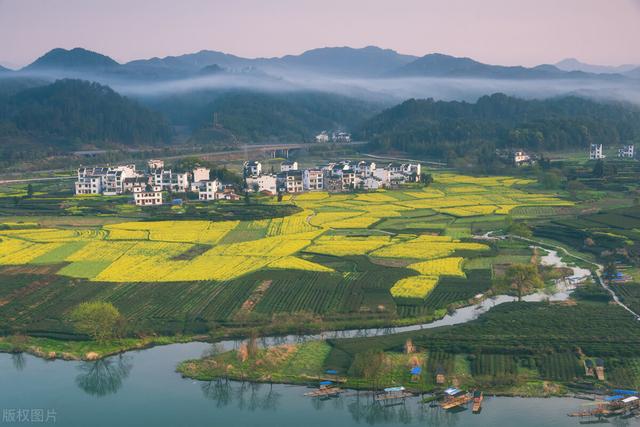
[0,346,595,427]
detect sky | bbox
[1,0,640,69]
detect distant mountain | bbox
[0,65,9,73]
[267,46,417,76]
[122,50,251,79]
[123,46,417,78]
[555,58,638,75]
[17,46,632,83]
[198,64,225,75]
[0,79,171,160]
[390,53,605,79]
[626,67,640,79]
[24,47,120,72]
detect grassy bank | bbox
[177,339,568,397]
[0,335,198,361]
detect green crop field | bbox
[0,172,578,339]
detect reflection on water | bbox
[196,380,479,426]
[201,379,281,412]
[75,355,133,397]
[11,352,26,371]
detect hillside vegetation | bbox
[146,90,382,144]
[0,79,171,164]
[359,93,640,160]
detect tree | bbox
[505,216,532,238]
[26,184,33,198]
[505,264,544,301]
[420,173,434,186]
[603,262,617,283]
[592,160,605,178]
[69,302,124,342]
[540,171,561,190]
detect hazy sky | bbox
[2,0,640,68]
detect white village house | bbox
[74,161,238,206]
[245,159,422,194]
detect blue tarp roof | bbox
[319,381,333,386]
[605,395,624,401]
[325,370,338,375]
[410,367,422,375]
[613,389,638,395]
[444,387,461,395]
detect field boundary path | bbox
[510,235,640,320]
[361,153,447,167]
[0,176,75,185]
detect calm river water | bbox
[1,342,631,427]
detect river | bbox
[0,344,621,427]
[0,249,612,426]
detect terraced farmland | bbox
[0,173,574,336]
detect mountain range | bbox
[8,46,640,81]
[555,58,639,75]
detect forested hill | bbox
[358,94,640,158]
[0,79,171,160]
[146,90,382,144]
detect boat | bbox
[472,391,483,413]
[440,388,472,410]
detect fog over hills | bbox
[2,45,640,106]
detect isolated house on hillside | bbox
[590,144,605,160]
[315,131,329,143]
[618,144,635,158]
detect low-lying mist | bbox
[8,68,640,107]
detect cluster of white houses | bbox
[75,160,239,206]
[589,143,635,160]
[244,159,421,195]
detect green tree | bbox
[540,171,561,190]
[69,302,124,342]
[592,160,605,178]
[26,184,33,198]
[505,264,544,301]
[505,216,532,238]
[420,173,434,186]
[603,262,617,283]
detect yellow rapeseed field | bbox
[267,256,334,272]
[0,172,571,285]
[407,257,465,276]
[0,239,63,265]
[305,235,391,256]
[370,235,488,259]
[266,212,316,236]
[390,276,438,299]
